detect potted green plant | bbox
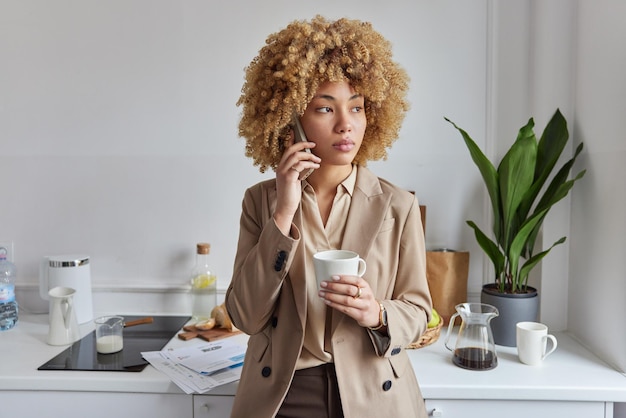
[445,109,585,346]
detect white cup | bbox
[95,315,124,354]
[516,321,558,365]
[313,250,366,289]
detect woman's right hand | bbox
[273,133,320,236]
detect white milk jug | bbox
[47,286,80,346]
[40,255,93,324]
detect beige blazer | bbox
[225,166,432,418]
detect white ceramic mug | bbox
[313,250,366,289]
[516,321,558,365]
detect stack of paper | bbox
[142,338,246,394]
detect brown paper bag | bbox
[426,250,469,325]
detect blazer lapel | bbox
[341,167,390,259]
[334,167,390,334]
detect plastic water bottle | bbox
[0,247,18,331]
[189,243,217,321]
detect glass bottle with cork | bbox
[189,243,217,321]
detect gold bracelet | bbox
[369,301,386,331]
[369,323,385,331]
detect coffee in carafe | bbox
[452,347,497,370]
[444,303,499,371]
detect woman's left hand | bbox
[319,276,381,329]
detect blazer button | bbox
[382,380,392,391]
[274,250,288,271]
[271,316,278,328]
[391,347,401,356]
[262,367,272,377]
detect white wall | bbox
[1,0,488,310]
[489,0,626,381]
[568,0,626,374]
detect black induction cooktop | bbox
[38,315,190,372]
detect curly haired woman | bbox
[225,16,432,418]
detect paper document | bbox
[142,338,246,394]
[168,339,246,375]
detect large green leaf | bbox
[446,118,502,239]
[524,169,586,257]
[535,143,585,212]
[467,221,505,283]
[517,109,570,222]
[522,142,585,257]
[498,121,537,250]
[507,207,550,287]
[518,237,567,289]
[535,109,569,182]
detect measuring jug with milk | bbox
[94,316,124,354]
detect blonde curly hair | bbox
[237,15,410,172]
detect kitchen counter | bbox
[0,313,241,396]
[2,314,625,416]
[411,329,626,403]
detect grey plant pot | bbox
[480,284,539,347]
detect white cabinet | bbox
[193,395,235,417]
[2,391,614,418]
[425,399,612,418]
[0,391,192,418]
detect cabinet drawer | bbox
[0,391,192,418]
[193,395,234,417]
[425,399,608,418]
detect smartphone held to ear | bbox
[293,117,315,181]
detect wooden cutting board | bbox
[177,324,242,341]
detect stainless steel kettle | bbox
[40,255,93,324]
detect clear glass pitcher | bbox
[444,303,499,370]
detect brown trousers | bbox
[276,363,344,418]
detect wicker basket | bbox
[407,319,444,349]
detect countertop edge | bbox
[2,316,626,402]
